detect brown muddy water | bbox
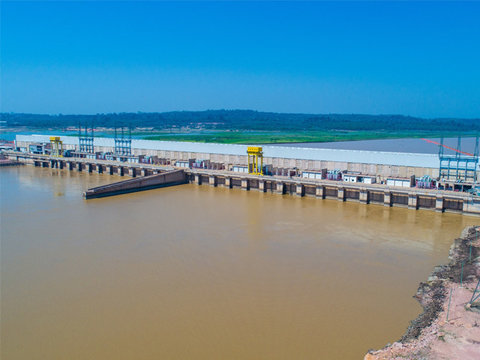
[1,166,477,360]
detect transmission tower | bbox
[78,120,95,153]
[114,123,132,156]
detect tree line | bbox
[2,110,479,132]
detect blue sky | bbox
[1,1,479,117]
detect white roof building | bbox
[15,134,444,169]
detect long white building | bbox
[15,134,457,179]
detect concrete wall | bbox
[84,170,187,198]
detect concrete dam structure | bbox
[15,134,448,179]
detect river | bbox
[1,166,477,359]
[268,137,478,155]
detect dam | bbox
[6,134,480,215]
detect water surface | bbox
[269,136,478,155]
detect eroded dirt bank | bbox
[366,226,480,360]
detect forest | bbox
[2,110,479,144]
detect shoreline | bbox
[365,226,480,360]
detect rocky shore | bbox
[365,226,480,360]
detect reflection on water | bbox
[1,166,476,360]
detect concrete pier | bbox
[384,191,392,207]
[436,196,444,212]
[259,180,266,192]
[276,182,285,195]
[316,185,325,199]
[194,174,202,185]
[209,176,217,187]
[241,179,249,190]
[408,193,419,210]
[296,184,304,197]
[359,189,369,204]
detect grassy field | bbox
[142,130,476,144]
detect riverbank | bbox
[365,226,480,360]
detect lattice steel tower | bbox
[114,125,132,156]
[79,121,94,153]
[439,136,479,183]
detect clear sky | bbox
[1,1,479,118]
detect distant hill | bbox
[1,110,479,133]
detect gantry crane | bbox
[247,146,264,175]
[50,136,63,157]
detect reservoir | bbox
[268,136,478,154]
[1,166,477,360]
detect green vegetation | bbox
[144,130,477,144]
[2,110,479,144]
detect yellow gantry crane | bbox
[50,136,63,157]
[247,146,263,175]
